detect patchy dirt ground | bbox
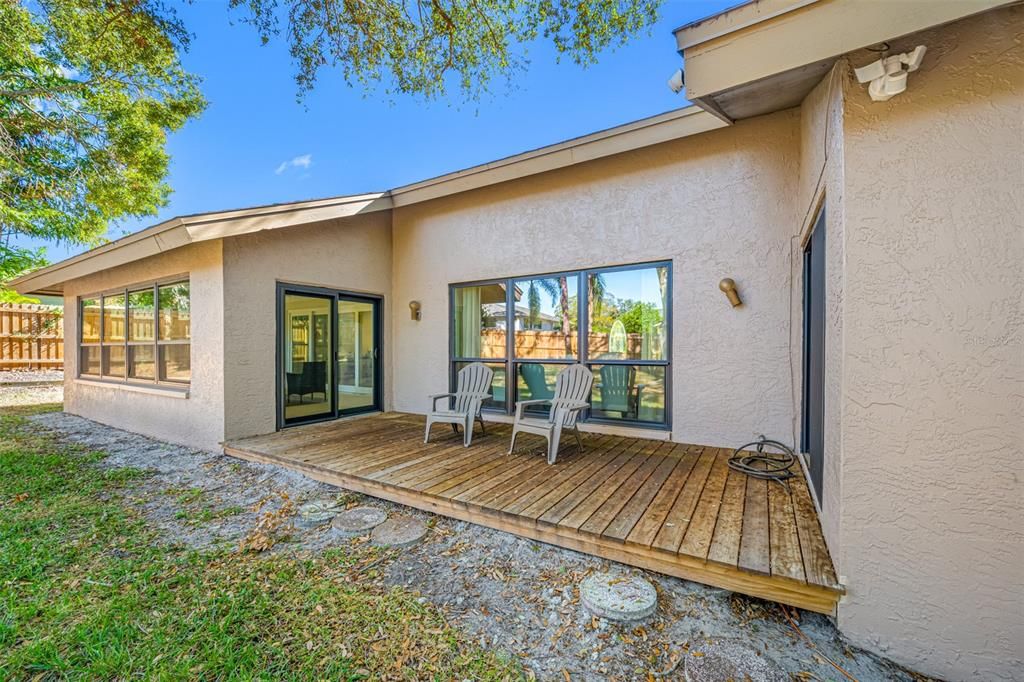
[0,373,63,407]
[20,399,931,682]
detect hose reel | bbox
[728,435,796,491]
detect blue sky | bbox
[24,0,735,263]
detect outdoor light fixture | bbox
[667,69,684,94]
[719,278,742,307]
[409,300,421,321]
[854,45,927,102]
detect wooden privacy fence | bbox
[0,303,64,370]
[480,329,651,359]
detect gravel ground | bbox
[0,379,63,407]
[0,369,64,384]
[17,398,932,682]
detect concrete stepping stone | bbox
[331,506,388,537]
[297,498,344,526]
[579,572,657,623]
[683,639,787,682]
[370,515,428,548]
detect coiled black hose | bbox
[728,435,796,491]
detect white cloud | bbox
[275,154,313,175]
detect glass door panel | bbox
[283,292,333,423]
[337,297,379,415]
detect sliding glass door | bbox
[278,285,381,427]
[336,297,379,415]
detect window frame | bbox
[78,275,191,387]
[449,260,671,429]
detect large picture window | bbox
[79,279,190,386]
[450,262,670,427]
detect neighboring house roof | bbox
[12,107,723,296]
[481,303,560,324]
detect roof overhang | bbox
[11,106,725,296]
[674,0,1017,121]
[389,106,725,206]
[11,193,392,296]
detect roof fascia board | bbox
[12,106,723,294]
[673,0,818,49]
[678,0,1015,100]
[10,194,392,295]
[390,106,725,206]
[183,193,392,241]
[13,223,192,295]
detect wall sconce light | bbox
[719,278,742,307]
[409,300,421,321]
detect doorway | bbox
[278,284,382,427]
[801,206,826,502]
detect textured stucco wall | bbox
[836,7,1024,680]
[391,111,802,448]
[795,65,848,562]
[62,241,226,451]
[221,212,392,440]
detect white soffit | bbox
[12,106,725,295]
[676,0,1016,106]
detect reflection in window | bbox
[159,282,190,340]
[81,298,101,344]
[588,266,668,361]
[159,344,191,383]
[79,279,190,385]
[128,289,155,341]
[102,294,125,342]
[453,283,507,359]
[590,365,666,424]
[454,362,507,410]
[516,363,564,402]
[128,345,155,380]
[514,275,578,359]
[448,262,671,427]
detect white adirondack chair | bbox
[509,364,593,464]
[424,362,494,447]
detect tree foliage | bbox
[0,0,206,282]
[230,0,660,100]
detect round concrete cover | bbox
[331,506,388,537]
[297,498,344,525]
[370,516,428,548]
[683,639,787,682]
[579,573,657,622]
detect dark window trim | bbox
[449,260,672,429]
[78,275,191,388]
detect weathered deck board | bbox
[224,413,842,613]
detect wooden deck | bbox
[225,413,842,613]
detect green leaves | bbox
[0,0,206,281]
[230,0,661,101]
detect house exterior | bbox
[12,1,1022,679]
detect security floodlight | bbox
[667,69,684,94]
[855,45,927,102]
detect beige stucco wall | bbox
[221,212,392,440]
[61,241,226,451]
[391,110,803,449]
[834,7,1024,680]
[794,64,848,565]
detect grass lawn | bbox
[0,404,521,680]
